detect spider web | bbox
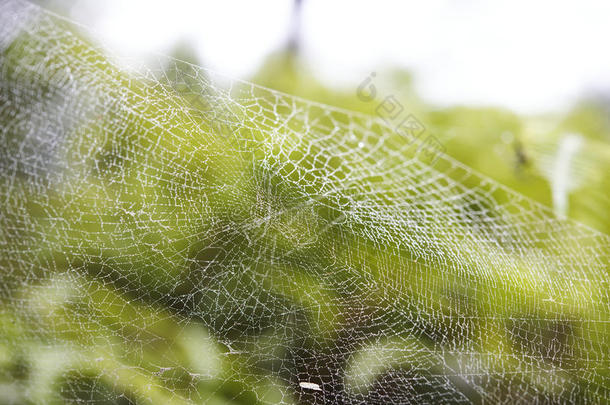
[1,1,609,404]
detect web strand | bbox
[1,1,609,404]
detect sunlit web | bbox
[1,1,609,404]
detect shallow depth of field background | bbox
[2,1,610,404]
[42,0,610,233]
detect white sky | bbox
[64,0,610,114]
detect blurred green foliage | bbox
[1,8,609,405]
[252,48,610,236]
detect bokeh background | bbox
[40,0,610,233]
[2,1,610,404]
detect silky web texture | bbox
[1,1,609,404]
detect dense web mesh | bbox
[1,1,609,404]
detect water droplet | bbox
[299,381,322,391]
